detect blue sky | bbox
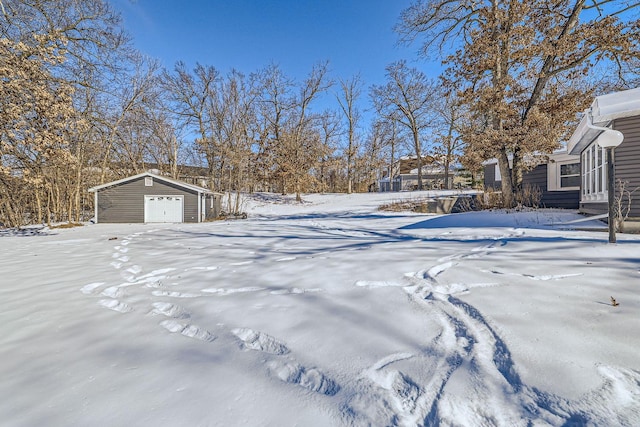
[109,0,440,91]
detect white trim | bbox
[568,87,640,155]
[88,171,221,196]
[580,142,608,203]
[547,156,580,192]
[494,164,502,182]
[94,192,98,223]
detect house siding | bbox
[484,162,579,209]
[483,164,501,190]
[579,115,640,217]
[522,164,579,209]
[97,176,200,223]
[613,116,640,218]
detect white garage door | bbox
[144,195,184,223]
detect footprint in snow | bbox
[151,302,191,319]
[159,319,215,342]
[137,268,176,279]
[269,287,322,295]
[354,281,403,289]
[101,286,124,299]
[522,273,583,281]
[98,299,132,313]
[152,290,200,298]
[426,261,455,279]
[126,265,142,275]
[267,360,340,396]
[80,282,106,295]
[483,269,583,281]
[232,328,290,355]
[185,266,219,271]
[202,286,265,295]
[348,362,425,426]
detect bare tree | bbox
[431,89,466,189]
[398,0,640,206]
[162,62,220,188]
[212,70,260,212]
[360,120,391,192]
[371,61,436,190]
[336,74,363,193]
[317,111,341,193]
[256,63,295,193]
[0,0,133,226]
[258,62,332,201]
[98,55,162,180]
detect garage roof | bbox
[88,171,221,195]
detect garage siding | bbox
[97,176,199,223]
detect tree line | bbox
[1,0,638,227]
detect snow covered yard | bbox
[1,191,639,426]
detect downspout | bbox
[584,108,624,244]
[94,192,98,224]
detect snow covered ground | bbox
[1,191,639,426]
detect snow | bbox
[1,191,639,426]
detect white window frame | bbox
[581,142,608,202]
[547,159,580,191]
[145,176,153,186]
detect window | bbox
[559,163,580,188]
[145,176,153,186]
[547,157,580,191]
[581,142,608,202]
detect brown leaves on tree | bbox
[399,0,640,207]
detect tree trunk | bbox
[444,157,451,190]
[512,146,523,193]
[498,149,515,208]
[413,129,423,190]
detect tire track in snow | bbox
[347,241,639,426]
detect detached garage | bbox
[88,172,222,223]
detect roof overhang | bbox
[568,87,640,155]
[88,171,222,195]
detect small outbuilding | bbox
[88,172,222,223]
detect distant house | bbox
[88,171,222,224]
[379,156,451,192]
[483,151,581,209]
[567,87,640,219]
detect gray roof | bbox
[88,171,221,195]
